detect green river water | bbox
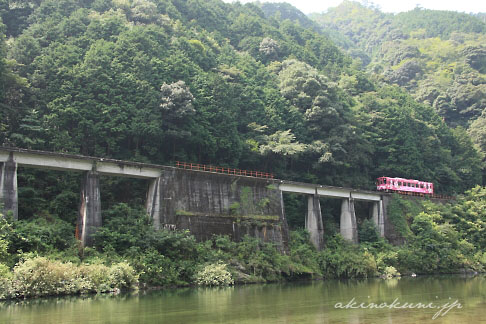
[1,275,485,323]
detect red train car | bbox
[376,177,433,195]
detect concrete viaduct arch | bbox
[279,182,385,249]
[0,148,388,251]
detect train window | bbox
[398,182,402,186]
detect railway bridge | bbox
[0,147,392,251]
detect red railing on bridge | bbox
[395,190,454,200]
[175,161,274,179]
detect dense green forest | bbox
[0,0,482,194]
[310,1,486,160]
[1,0,486,299]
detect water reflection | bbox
[0,275,484,323]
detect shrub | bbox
[318,235,377,278]
[195,262,234,286]
[128,249,181,286]
[1,257,138,299]
[0,238,8,262]
[382,266,400,279]
[77,262,114,293]
[109,261,139,290]
[235,235,290,281]
[375,250,399,272]
[7,217,76,254]
[77,261,139,293]
[0,263,10,278]
[359,219,380,243]
[11,256,79,298]
[288,230,321,278]
[0,277,13,300]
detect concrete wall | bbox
[148,169,290,252]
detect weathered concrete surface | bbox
[151,169,290,252]
[371,200,385,237]
[0,153,18,220]
[306,194,324,250]
[340,198,358,243]
[77,171,101,247]
[146,177,162,229]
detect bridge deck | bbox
[0,147,385,201]
[278,181,383,201]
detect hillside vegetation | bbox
[0,0,480,198]
[311,1,486,161]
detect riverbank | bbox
[2,187,486,301]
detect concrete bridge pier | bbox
[0,154,18,220]
[146,177,162,230]
[305,194,324,250]
[340,198,358,243]
[371,200,385,237]
[77,170,101,247]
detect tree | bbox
[160,80,195,116]
[259,37,280,62]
